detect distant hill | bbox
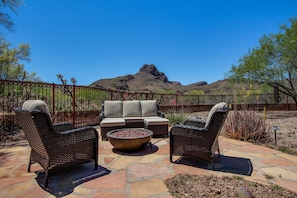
[89,64,236,94]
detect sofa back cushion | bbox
[123,100,141,117]
[140,100,158,117]
[104,101,123,118]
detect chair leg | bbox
[218,147,221,157]
[94,137,98,170]
[211,156,215,170]
[28,151,33,172]
[45,172,49,188]
[94,160,98,170]
[27,161,31,172]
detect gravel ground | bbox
[166,174,297,198]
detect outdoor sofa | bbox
[99,100,169,140]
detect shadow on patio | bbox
[174,154,253,176]
[36,163,111,197]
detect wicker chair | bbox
[169,102,229,169]
[14,100,98,188]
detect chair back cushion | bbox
[104,101,123,118]
[140,100,158,117]
[123,100,142,117]
[22,100,52,120]
[205,102,228,128]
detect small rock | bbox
[236,187,254,198]
[210,187,221,194]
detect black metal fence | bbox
[0,80,295,134]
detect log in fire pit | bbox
[106,128,153,151]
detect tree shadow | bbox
[36,163,111,197]
[174,154,253,176]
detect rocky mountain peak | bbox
[139,64,160,75]
[139,64,169,83]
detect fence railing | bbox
[0,79,295,134]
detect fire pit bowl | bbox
[106,128,153,151]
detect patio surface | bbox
[1,127,297,197]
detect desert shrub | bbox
[0,115,26,142]
[224,108,271,144]
[165,106,189,126]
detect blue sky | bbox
[3,0,297,86]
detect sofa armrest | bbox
[99,111,104,123]
[158,111,165,118]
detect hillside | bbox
[90,64,236,94]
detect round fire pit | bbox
[106,128,153,151]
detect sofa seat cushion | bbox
[124,117,144,123]
[104,101,123,118]
[100,118,125,127]
[123,100,142,117]
[140,100,158,117]
[144,117,169,126]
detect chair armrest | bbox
[57,126,95,135]
[184,118,206,128]
[45,126,98,152]
[170,124,207,138]
[52,126,98,147]
[53,122,75,132]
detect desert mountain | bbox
[90,64,233,94]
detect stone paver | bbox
[0,131,297,197]
[261,167,297,180]
[129,178,169,198]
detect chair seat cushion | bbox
[144,117,169,125]
[100,118,125,127]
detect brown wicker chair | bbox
[183,117,221,156]
[14,100,98,188]
[169,102,229,169]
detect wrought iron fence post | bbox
[73,84,76,125]
[52,83,55,117]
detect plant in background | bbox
[224,86,271,144]
[165,106,189,126]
